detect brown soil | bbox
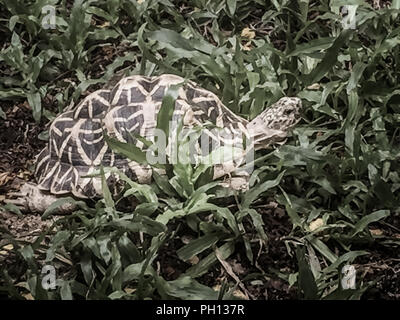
[0,101,46,196]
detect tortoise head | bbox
[246,97,302,149]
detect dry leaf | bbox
[17,170,30,179]
[213,284,221,292]
[0,172,12,186]
[309,218,324,231]
[188,255,199,265]
[241,27,255,39]
[307,83,321,90]
[369,228,384,236]
[137,0,145,3]
[0,244,14,256]
[4,244,14,250]
[242,41,253,51]
[233,289,247,300]
[124,287,136,294]
[22,293,34,300]
[231,260,246,275]
[99,21,110,28]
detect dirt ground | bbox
[0,101,46,195]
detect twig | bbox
[215,248,255,300]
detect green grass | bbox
[0,0,400,300]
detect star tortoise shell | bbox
[35,74,301,198]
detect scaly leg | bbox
[5,182,76,214]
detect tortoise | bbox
[7,74,302,212]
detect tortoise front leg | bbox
[5,182,76,214]
[213,157,250,192]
